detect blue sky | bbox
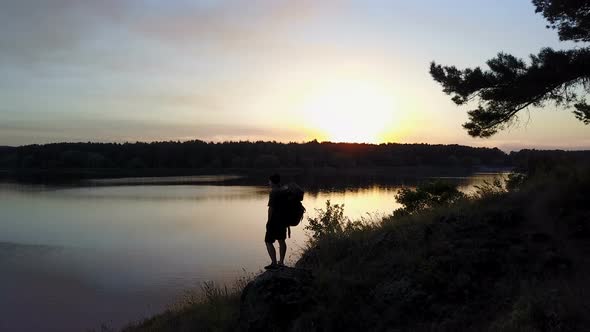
[0,0,588,150]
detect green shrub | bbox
[394,180,465,215]
[305,200,349,242]
[505,172,527,191]
[305,200,379,244]
[471,177,507,199]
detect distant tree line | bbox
[508,149,590,174]
[0,140,511,170]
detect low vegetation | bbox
[125,163,590,331]
[294,165,590,331]
[121,277,252,332]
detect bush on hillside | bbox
[394,180,466,216]
[305,200,376,243]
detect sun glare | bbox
[299,80,397,143]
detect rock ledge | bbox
[239,267,314,331]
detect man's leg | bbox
[265,242,277,265]
[278,240,286,265]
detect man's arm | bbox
[267,206,273,223]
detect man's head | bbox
[269,173,281,185]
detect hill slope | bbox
[125,166,590,331]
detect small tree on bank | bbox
[430,0,590,138]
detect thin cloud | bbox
[0,0,339,69]
[0,0,127,65]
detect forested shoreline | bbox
[1,140,588,174]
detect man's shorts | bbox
[264,222,287,243]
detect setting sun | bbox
[299,80,397,143]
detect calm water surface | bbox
[0,173,505,331]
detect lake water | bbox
[0,172,506,331]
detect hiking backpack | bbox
[279,183,306,227]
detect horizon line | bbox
[3,139,590,154]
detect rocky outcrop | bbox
[239,267,315,332]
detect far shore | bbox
[0,165,513,185]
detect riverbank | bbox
[123,165,590,331]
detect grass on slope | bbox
[125,166,590,331]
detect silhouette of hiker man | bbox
[265,173,287,270]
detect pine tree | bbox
[430,0,590,137]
